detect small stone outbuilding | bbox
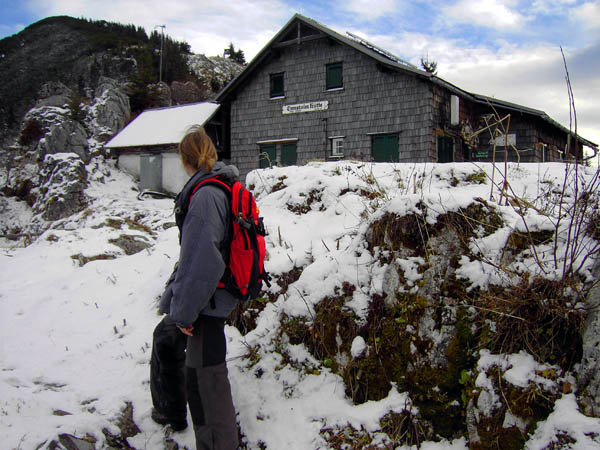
[105,102,221,193]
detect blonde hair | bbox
[178,126,218,172]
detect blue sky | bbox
[1,0,599,158]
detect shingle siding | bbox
[229,39,434,178]
[219,15,593,179]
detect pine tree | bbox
[225,42,246,65]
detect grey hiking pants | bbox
[186,315,238,450]
[151,315,238,450]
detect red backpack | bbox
[184,175,270,301]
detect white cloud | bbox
[364,29,600,147]
[571,1,600,33]
[16,0,599,149]
[25,0,292,58]
[531,0,577,15]
[443,0,527,30]
[342,0,399,20]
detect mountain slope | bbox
[1,159,599,449]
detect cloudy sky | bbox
[1,0,599,160]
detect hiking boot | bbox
[151,408,188,431]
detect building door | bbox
[281,142,297,166]
[437,136,454,163]
[372,133,399,162]
[259,144,276,168]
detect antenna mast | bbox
[155,25,166,83]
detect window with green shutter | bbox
[259,144,276,168]
[371,133,399,162]
[270,72,284,98]
[437,136,454,163]
[281,142,297,166]
[326,63,343,90]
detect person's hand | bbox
[178,325,194,336]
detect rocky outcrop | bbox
[24,108,88,163]
[40,116,89,163]
[171,80,207,104]
[187,54,244,94]
[34,153,88,221]
[34,81,73,109]
[85,77,130,144]
[0,17,136,147]
[577,260,600,416]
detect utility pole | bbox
[154,25,166,83]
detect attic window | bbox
[270,72,284,98]
[326,62,343,90]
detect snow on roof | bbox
[105,102,220,149]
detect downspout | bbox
[322,118,328,158]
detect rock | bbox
[154,81,172,107]
[35,81,73,108]
[1,152,40,205]
[577,260,600,417]
[72,54,136,97]
[40,118,90,162]
[24,105,90,162]
[108,234,152,255]
[34,153,88,221]
[171,80,206,104]
[86,77,130,144]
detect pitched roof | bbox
[216,13,432,104]
[106,102,219,149]
[216,14,597,150]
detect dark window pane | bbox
[326,63,343,90]
[270,73,284,97]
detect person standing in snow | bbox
[150,126,239,450]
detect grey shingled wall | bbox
[228,38,435,179]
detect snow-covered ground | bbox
[1,159,599,449]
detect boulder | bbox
[34,153,88,221]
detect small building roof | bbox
[106,102,220,149]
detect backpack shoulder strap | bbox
[190,175,233,201]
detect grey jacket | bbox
[159,162,240,327]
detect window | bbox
[330,137,344,157]
[437,136,454,163]
[258,141,298,167]
[259,144,276,168]
[371,133,399,162]
[281,142,297,166]
[270,72,284,98]
[326,63,343,90]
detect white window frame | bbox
[330,136,344,157]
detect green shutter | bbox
[372,134,399,162]
[281,142,297,166]
[326,63,343,90]
[437,136,454,163]
[259,144,276,168]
